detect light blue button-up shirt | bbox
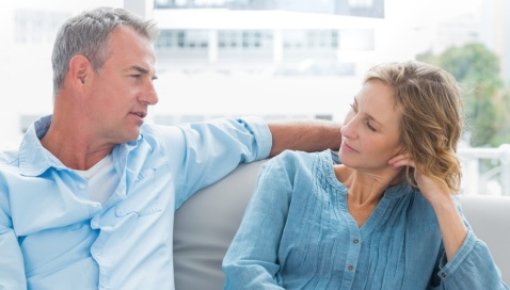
[0,115,271,290]
[223,150,509,290]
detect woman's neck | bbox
[335,165,387,206]
[334,164,402,226]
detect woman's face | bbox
[339,79,404,173]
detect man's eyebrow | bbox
[128,65,150,74]
[127,65,158,79]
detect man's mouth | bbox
[131,112,147,118]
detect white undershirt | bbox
[75,154,117,204]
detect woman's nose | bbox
[341,116,358,139]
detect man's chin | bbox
[123,129,142,144]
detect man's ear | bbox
[67,55,92,87]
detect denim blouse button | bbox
[353,239,359,244]
[347,265,354,272]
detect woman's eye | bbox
[366,121,376,131]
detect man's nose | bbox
[142,80,159,105]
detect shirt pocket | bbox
[115,167,170,217]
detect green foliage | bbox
[493,87,510,144]
[417,43,510,147]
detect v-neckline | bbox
[317,150,411,237]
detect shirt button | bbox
[347,265,354,272]
[353,239,360,244]
[78,183,86,190]
[441,272,447,278]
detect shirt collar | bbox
[384,182,414,198]
[18,115,144,177]
[18,115,68,176]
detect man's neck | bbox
[40,117,114,170]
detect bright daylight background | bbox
[3,0,510,196]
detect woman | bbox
[223,62,509,289]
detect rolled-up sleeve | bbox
[432,229,509,289]
[175,117,272,209]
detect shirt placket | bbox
[340,228,362,289]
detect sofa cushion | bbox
[459,195,510,282]
[173,160,510,289]
[173,161,264,290]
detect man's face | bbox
[85,25,158,144]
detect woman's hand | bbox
[388,153,467,260]
[388,153,451,207]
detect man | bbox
[0,7,340,290]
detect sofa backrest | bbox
[173,160,510,290]
[459,194,510,280]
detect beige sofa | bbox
[173,160,510,289]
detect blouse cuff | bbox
[436,230,477,280]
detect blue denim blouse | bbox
[223,150,509,290]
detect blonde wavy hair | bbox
[365,61,463,193]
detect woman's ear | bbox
[393,144,408,158]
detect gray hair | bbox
[51,7,158,95]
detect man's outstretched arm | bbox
[268,121,341,157]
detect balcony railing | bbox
[459,144,510,196]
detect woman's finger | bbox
[388,154,415,168]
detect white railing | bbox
[459,144,510,196]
